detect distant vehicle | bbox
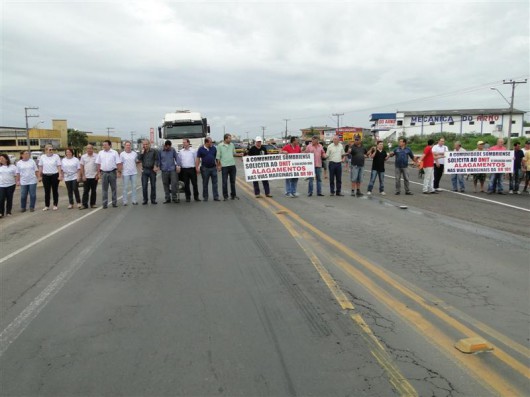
[31,151,43,161]
[158,110,209,151]
[234,142,247,156]
[264,144,280,154]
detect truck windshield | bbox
[165,124,204,139]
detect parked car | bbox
[264,144,280,154]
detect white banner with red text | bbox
[243,153,315,182]
[444,150,514,174]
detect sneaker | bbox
[509,190,513,194]
[351,190,356,196]
[266,194,273,198]
[381,192,386,196]
[307,193,313,197]
[405,191,413,195]
[293,192,299,197]
[356,191,364,197]
[132,202,138,205]
[515,191,521,195]
[80,206,88,210]
[52,206,58,211]
[395,192,400,195]
[286,193,294,198]
[255,194,262,198]
[317,193,325,196]
[336,192,344,196]
[366,191,372,196]
[67,204,73,209]
[20,208,27,213]
[435,188,442,192]
[30,208,35,212]
[330,192,335,196]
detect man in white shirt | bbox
[326,135,347,196]
[177,138,200,202]
[432,137,448,191]
[96,140,122,208]
[80,144,99,209]
[120,141,139,206]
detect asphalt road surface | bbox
[1,160,528,396]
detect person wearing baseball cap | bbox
[247,136,272,198]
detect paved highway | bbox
[1,161,528,396]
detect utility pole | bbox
[332,113,344,135]
[283,118,290,141]
[24,106,39,151]
[130,131,136,149]
[503,79,527,150]
[261,126,266,143]
[106,127,114,139]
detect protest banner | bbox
[243,153,315,182]
[444,150,514,174]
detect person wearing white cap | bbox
[247,137,272,198]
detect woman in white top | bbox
[119,141,139,205]
[62,148,82,209]
[0,153,17,218]
[38,144,63,211]
[16,150,39,212]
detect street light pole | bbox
[25,107,39,151]
[491,79,527,150]
[332,113,344,134]
[106,127,115,139]
[261,126,266,143]
[283,118,290,141]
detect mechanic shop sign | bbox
[410,115,500,123]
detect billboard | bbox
[376,119,396,130]
[337,127,363,142]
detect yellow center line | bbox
[254,192,529,378]
[236,179,528,396]
[243,184,417,397]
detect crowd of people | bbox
[1,136,528,218]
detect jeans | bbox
[161,170,178,201]
[123,174,138,204]
[201,166,219,200]
[0,184,16,216]
[308,167,322,195]
[350,165,364,183]
[101,170,117,207]
[180,167,199,199]
[20,183,37,210]
[422,167,434,193]
[221,165,237,198]
[451,174,466,191]
[367,170,385,193]
[434,164,444,189]
[42,173,59,207]
[488,173,504,193]
[142,169,157,203]
[328,162,342,194]
[285,178,298,195]
[395,167,411,193]
[82,178,98,207]
[509,169,522,192]
[65,180,81,205]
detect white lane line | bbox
[0,207,102,265]
[0,186,141,266]
[0,210,127,357]
[369,170,530,213]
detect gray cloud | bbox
[2,0,528,141]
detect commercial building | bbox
[371,108,527,141]
[300,126,370,143]
[0,120,121,155]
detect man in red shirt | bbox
[281,136,301,197]
[487,138,507,194]
[418,139,436,194]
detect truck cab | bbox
[158,110,209,151]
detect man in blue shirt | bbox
[196,137,219,201]
[389,138,417,195]
[159,140,179,203]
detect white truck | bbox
[158,110,209,150]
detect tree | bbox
[67,129,88,156]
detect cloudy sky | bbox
[1,0,529,141]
